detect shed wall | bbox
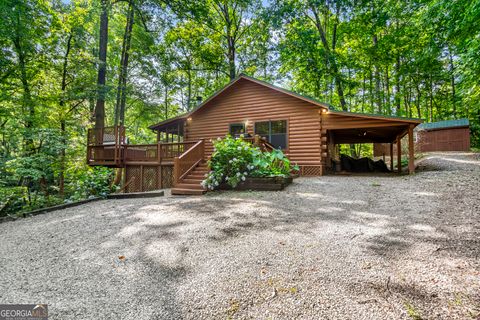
[416,127,470,152]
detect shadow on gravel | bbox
[101,212,190,319]
[156,153,480,268]
[106,152,479,318]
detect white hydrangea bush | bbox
[202,135,259,189]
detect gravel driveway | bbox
[1,152,479,319]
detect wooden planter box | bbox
[218,176,293,191]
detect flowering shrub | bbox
[202,136,257,189]
[202,136,298,190]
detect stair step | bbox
[171,188,206,195]
[190,170,207,174]
[189,174,207,179]
[176,183,205,190]
[183,178,203,184]
[178,181,204,188]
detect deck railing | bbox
[243,135,276,152]
[124,144,160,163]
[87,125,199,166]
[87,126,126,166]
[161,142,197,160]
[87,126,126,146]
[121,141,198,164]
[173,139,204,185]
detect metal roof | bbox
[417,118,469,131]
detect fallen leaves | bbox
[226,299,240,317]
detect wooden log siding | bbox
[185,79,323,169]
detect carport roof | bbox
[323,111,421,144]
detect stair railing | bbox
[173,139,204,186]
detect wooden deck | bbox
[87,126,278,194]
[87,126,196,167]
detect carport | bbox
[321,111,422,174]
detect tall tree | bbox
[94,0,109,129]
[114,0,135,126]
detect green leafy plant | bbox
[250,149,298,178]
[202,136,257,189]
[65,167,115,202]
[202,136,298,190]
[0,186,28,216]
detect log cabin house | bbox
[87,74,421,195]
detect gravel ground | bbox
[1,152,479,320]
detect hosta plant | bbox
[202,136,298,190]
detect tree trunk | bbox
[95,0,109,129]
[310,6,347,110]
[115,1,134,127]
[59,33,73,197]
[164,85,168,119]
[12,31,34,155]
[385,65,390,114]
[227,36,236,80]
[187,67,192,110]
[373,35,381,114]
[362,73,366,112]
[429,74,434,122]
[395,55,401,115]
[449,53,456,118]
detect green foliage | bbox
[0,187,28,216]
[250,149,298,178]
[203,136,257,189]
[202,136,298,189]
[5,129,64,183]
[65,167,115,202]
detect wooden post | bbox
[200,139,204,160]
[159,165,163,189]
[389,143,394,171]
[157,143,161,164]
[408,124,415,174]
[114,126,118,164]
[173,156,180,186]
[397,137,402,174]
[254,134,260,147]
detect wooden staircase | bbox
[171,161,208,195]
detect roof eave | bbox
[328,110,423,124]
[148,114,189,131]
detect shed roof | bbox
[417,118,469,131]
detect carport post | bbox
[408,124,415,174]
[389,143,394,171]
[397,137,402,174]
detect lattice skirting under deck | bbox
[298,165,323,176]
[125,164,174,193]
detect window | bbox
[229,123,245,137]
[254,120,287,149]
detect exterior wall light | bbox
[187,117,192,121]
